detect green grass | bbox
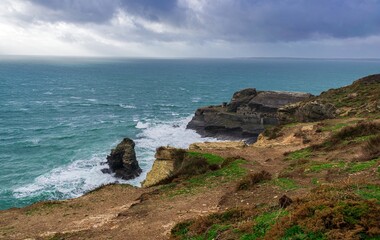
[187,152,225,165]
[281,225,326,240]
[241,210,288,240]
[348,159,378,173]
[321,123,348,132]
[306,159,378,174]
[356,185,380,203]
[285,148,312,161]
[339,202,369,225]
[311,178,320,185]
[308,162,345,172]
[171,221,193,237]
[204,224,230,240]
[166,159,247,197]
[273,178,299,190]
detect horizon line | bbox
[1,54,380,61]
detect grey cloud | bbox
[25,0,380,42]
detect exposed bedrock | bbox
[105,138,142,180]
[187,88,312,141]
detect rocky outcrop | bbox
[279,74,380,123]
[189,141,247,151]
[187,89,312,141]
[106,138,142,180]
[278,101,337,123]
[142,147,186,187]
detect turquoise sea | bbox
[1,56,379,210]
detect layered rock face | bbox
[278,101,337,123]
[106,138,142,180]
[142,147,186,187]
[187,88,312,141]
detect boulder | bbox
[106,138,142,180]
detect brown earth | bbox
[1,117,378,240]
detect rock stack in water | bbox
[106,138,142,180]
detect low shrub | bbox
[236,170,272,191]
[359,134,380,161]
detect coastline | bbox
[0,74,379,239]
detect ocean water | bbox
[0,56,379,210]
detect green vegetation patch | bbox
[285,148,312,161]
[273,178,299,190]
[187,152,224,165]
[241,209,288,240]
[321,122,349,132]
[348,159,378,173]
[166,159,247,197]
[281,225,326,240]
[308,162,345,172]
[356,184,380,203]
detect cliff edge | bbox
[187,89,312,142]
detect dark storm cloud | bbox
[27,0,380,42]
[29,0,180,23]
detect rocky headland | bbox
[0,74,379,240]
[186,89,312,142]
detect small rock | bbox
[101,168,111,174]
[279,194,293,208]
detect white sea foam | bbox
[191,97,202,103]
[135,121,149,129]
[133,116,217,183]
[43,91,53,95]
[119,104,136,109]
[13,116,216,201]
[13,154,126,200]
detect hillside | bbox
[0,75,379,240]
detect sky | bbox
[1,0,380,58]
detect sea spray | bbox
[13,116,217,202]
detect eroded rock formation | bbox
[106,138,142,180]
[187,88,312,141]
[142,147,186,187]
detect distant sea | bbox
[0,56,379,210]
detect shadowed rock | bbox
[106,138,142,180]
[279,194,293,208]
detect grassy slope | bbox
[0,75,379,240]
[170,76,380,240]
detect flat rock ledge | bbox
[187,88,312,141]
[105,138,142,180]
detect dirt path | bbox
[2,118,376,240]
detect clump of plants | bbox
[265,185,380,240]
[327,122,380,147]
[358,134,380,161]
[236,170,272,190]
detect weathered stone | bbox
[142,160,175,187]
[189,141,247,151]
[155,147,186,161]
[106,138,142,180]
[143,147,186,187]
[278,100,337,123]
[187,90,312,140]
